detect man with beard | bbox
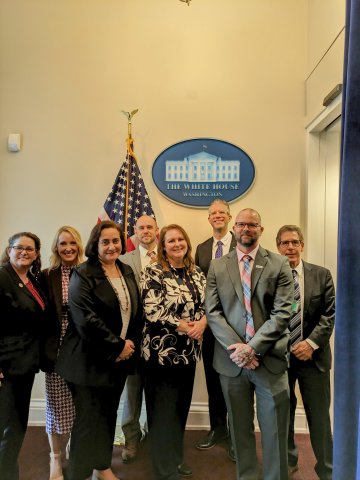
[119,215,158,463]
[206,208,293,480]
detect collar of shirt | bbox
[212,231,233,257]
[236,244,260,263]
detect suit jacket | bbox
[206,246,293,376]
[0,263,51,375]
[120,249,142,285]
[195,233,237,277]
[56,258,143,386]
[300,260,335,372]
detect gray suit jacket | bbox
[206,246,293,376]
[120,249,142,285]
[301,260,335,372]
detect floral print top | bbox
[140,263,206,367]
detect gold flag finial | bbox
[121,109,139,137]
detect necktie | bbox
[242,255,255,342]
[215,240,223,258]
[290,269,302,346]
[147,250,156,259]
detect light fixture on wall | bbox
[179,0,191,5]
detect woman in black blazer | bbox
[0,232,52,480]
[42,226,84,480]
[56,221,142,480]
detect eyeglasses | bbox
[278,240,302,247]
[234,222,261,230]
[11,245,36,253]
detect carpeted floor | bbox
[19,427,316,479]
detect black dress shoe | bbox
[195,428,228,450]
[227,442,236,462]
[178,463,192,477]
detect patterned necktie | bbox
[147,250,156,260]
[215,240,223,258]
[242,255,255,342]
[290,269,302,346]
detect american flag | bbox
[99,137,156,250]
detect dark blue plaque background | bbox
[152,138,255,207]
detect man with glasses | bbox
[194,199,236,459]
[276,225,334,480]
[206,208,293,480]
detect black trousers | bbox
[0,372,35,480]
[202,328,227,430]
[288,355,333,480]
[144,362,196,480]
[67,375,127,480]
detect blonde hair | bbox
[49,226,84,269]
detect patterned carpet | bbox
[19,427,316,479]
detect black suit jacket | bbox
[56,258,143,386]
[301,261,335,372]
[195,233,237,277]
[0,263,51,375]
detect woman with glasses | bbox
[42,226,84,480]
[140,224,206,480]
[56,221,142,480]
[0,232,52,480]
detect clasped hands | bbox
[228,343,259,370]
[177,316,207,342]
[116,339,135,362]
[291,340,314,361]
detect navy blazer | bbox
[195,233,237,277]
[0,263,51,376]
[56,258,143,386]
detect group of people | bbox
[0,199,335,480]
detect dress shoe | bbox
[121,442,138,463]
[195,428,228,450]
[288,463,299,477]
[227,442,236,462]
[177,463,192,477]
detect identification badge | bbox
[292,301,300,313]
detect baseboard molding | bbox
[29,399,309,434]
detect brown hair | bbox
[276,225,304,246]
[49,225,85,269]
[0,231,42,278]
[157,224,195,272]
[85,220,126,260]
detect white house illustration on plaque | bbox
[165,151,240,182]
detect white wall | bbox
[0,0,308,426]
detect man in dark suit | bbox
[206,208,293,480]
[276,225,334,480]
[119,215,158,463]
[195,199,237,457]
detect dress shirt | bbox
[236,245,260,278]
[211,231,233,259]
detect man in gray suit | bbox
[276,225,334,480]
[120,215,158,462]
[206,208,293,480]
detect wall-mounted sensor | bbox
[8,133,21,152]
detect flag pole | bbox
[121,109,138,242]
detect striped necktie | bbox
[290,269,302,345]
[242,255,255,342]
[215,240,223,258]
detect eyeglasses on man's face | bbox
[11,245,36,253]
[278,240,302,247]
[234,222,261,230]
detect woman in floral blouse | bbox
[140,224,206,480]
